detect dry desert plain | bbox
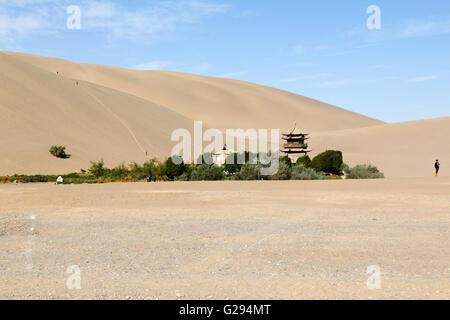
[1,51,449,300]
[1,178,449,300]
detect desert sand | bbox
[0,178,449,300]
[312,117,450,178]
[1,52,448,300]
[1,51,448,178]
[3,51,382,132]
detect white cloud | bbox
[318,79,353,88]
[84,1,116,19]
[132,61,174,70]
[214,71,247,78]
[400,18,450,38]
[0,0,59,7]
[280,73,332,83]
[0,0,230,42]
[342,16,450,45]
[279,77,298,83]
[132,60,212,75]
[407,75,439,83]
[81,0,230,39]
[0,13,46,35]
[180,61,212,74]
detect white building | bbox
[212,145,233,166]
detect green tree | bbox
[296,155,312,168]
[310,150,343,175]
[164,156,186,180]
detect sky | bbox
[1,0,449,123]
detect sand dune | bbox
[0,51,448,177]
[312,117,450,178]
[0,52,195,175]
[3,52,382,132]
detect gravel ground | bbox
[0,178,449,300]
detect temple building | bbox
[281,123,312,163]
[212,145,233,166]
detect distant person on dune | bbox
[435,160,440,177]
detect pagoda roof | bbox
[281,149,312,154]
[282,133,310,137]
[283,123,309,136]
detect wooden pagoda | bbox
[281,123,312,162]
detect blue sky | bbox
[1,0,449,123]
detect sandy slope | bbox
[0,52,195,174]
[0,51,448,177]
[1,179,449,299]
[312,117,450,178]
[3,51,382,132]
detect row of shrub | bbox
[1,150,384,184]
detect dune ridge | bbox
[0,51,448,177]
[3,51,383,132]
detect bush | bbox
[49,145,70,159]
[143,159,159,176]
[165,156,186,180]
[191,164,224,181]
[112,163,129,178]
[89,159,108,177]
[269,162,291,180]
[153,162,168,181]
[0,151,383,184]
[296,155,312,168]
[224,153,242,174]
[310,150,343,175]
[196,153,214,165]
[224,152,258,174]
[237,163,260,180]
[346,164,384,179]
[129,162,144,179]
[291,165,325,180]
[129,158,163,180]
[280,155,292,168]
[341,163,351,175]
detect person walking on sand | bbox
[435,160,440,177]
